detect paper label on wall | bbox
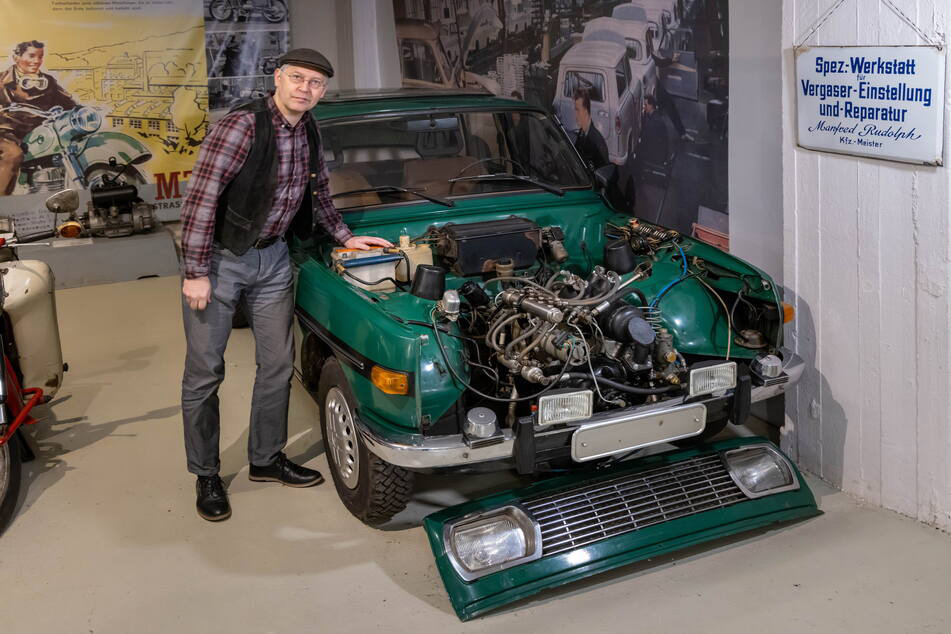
[795,46,945,165]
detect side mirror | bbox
[593,164,617,190]
[593,164,629,212]
[45,189,80,215]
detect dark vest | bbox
[213,98,323,255]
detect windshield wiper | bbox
[331,185,454,208]
[447,173,565,196]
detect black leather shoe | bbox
[249,453,324,487]
[196,475,231,522]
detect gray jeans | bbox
[181,240,294,476]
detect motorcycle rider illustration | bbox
[0,40,77,196]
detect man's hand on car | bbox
[183,276,212,311]
[344,235,393,250]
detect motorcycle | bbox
[0,217,65,534]
[1,103,152,195]
[208,0,288,23]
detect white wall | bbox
[782,0,951,531]
[729,0,783,285]
[289,0,399,90]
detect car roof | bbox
[561,39,627,67]
[583,16,647,40]
[612,3,649,21]
[313,89,538,120]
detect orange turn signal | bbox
[781,301,795,324]
[58,221,83,238]
[371,365,409,395]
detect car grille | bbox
[522,454,747,556]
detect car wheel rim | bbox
[325,387,360,490]
[0,442,9,503]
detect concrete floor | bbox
[1,275,949,634]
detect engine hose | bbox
[503,321,543,358]
[560,373,682,395]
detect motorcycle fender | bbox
[1,260,64,398]
[75,131,153,174]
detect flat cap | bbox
[278,48,334,78]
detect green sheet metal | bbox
[424,437,820,621]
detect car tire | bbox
[299,332,325,392]
[0,427,23,535]
[318,358,414,526]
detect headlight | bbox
[68,107,101,135]
[444,506,541,581]
[537,389,593,426]
[688,362,736,398]
[722,444,800,498]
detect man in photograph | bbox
[572,88,609,170]
[0,40,77,195]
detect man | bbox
[0,40,77,195]
[572,88,609,170]
[635,94,669,182]
[179,48,390,522]
[645,30,693,142]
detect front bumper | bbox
[424,436,821,621]
[359,349,805,470]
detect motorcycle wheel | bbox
[262,0,288,23]
[85,165,147,189]
[208,0,234,21]
[0,430,23,535]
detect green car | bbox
[293,89,818,619]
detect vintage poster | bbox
[393,0,730,246]
[0,0,208,228]
[203,0,290,120]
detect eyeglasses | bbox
[280,69,327,90]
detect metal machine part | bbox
[433,217,541,275]
[464,407,499,439]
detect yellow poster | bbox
[0,0,207,216]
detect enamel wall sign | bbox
[796,46,945,165]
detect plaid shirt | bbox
[180,96,352,279]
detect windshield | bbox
[322,109,591,210]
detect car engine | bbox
[421,217,695,425]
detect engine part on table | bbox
[437,290,461,321]
[498,288,564,323]
[332,247,400,292]
[81,180,155,238]
[433,216,541,276]
[541,226,569,263]
[604,238,637,274]
[410,264,446,300]
[735,328,768,349]
[458,280,490,307]
[464,407,498,439]
[392,234,433,282]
